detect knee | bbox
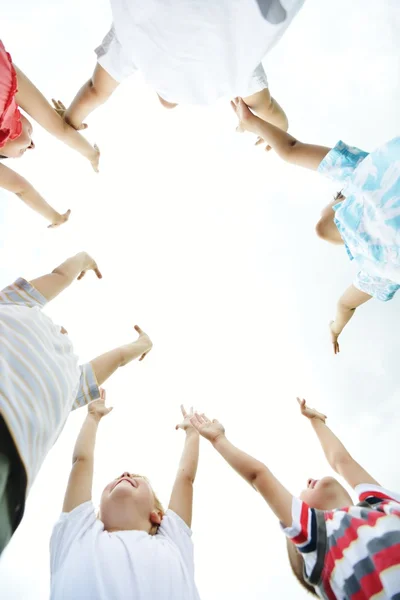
[157,94,178,110]
[315,217,330,240]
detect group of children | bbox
[1,1,400,598]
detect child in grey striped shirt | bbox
[0,251,152,555]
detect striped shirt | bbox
[282,484,400,599]
[0,278,99,495]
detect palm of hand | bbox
[297,397,326,422]
[88,389,112,419]
[176,405,195,431]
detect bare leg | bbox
[315,197,344,245]
[65,63,119,131]
[157,93,178,109]
[29,252,102,302]
[90,326,153,386]
[243,88,288,132]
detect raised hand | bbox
[189,412,225,443]
[52,99,88,131]
[48,209,71,229]
[134,325,153,361]
[77,252,102,280]
[329,321,340,355]
[175,405,197,433]
[88,388,113,420]
[296,397,327,423]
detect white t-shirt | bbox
[50,502,201,600]
[95,0,305,105]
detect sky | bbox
[0,0,400,598]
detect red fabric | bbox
[0,40,22,148]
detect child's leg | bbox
[243,88,288,132]
[315,198,344,244]
[29,252,101,302]
[89,326,152,386]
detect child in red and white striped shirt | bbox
[190,400,400,599]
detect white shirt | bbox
[50,502,201,600]
[96,0,305,104]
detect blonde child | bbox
[50,394,200,600]
[231,97,400,354]
[190,400,400,599]
[0,40,100,227]
[55,0,306,134]
[0,252,152,555]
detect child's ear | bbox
[150,510,163,525]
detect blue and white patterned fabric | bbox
[317,137,400,301]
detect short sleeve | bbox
[353,270,400,302]
[281,497,318,553]
[317,140,369,183]
[0,278,47,309]
[356,483,400,505]
[280,497,329,583]
[71,363,100,410]
[239,63,269,96]
[50,501,98,574]
[157,510,195,574]
[95,26,138,83]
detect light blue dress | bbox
[317,137,400,301]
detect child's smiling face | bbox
[300,476,353,510]
[99,472,163,533]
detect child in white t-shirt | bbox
[190,400,400,599]
[54,1,307,136]
[50,394,201,600]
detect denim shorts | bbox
[0,414,26,556]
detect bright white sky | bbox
[1,1,400,598]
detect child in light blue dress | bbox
[232,97,400,353]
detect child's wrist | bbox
[185,427,199,438]
[211,433,226,448]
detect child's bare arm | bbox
[29,251,102,302]
[231,97,331,169]
[168,407,200,528]
[13,65,100,170]
[330,285,372,354]
[62,389,112,513]
[65,64,120,131]
[0,163,70,227]
[297,398,379,489]
[190,414,293,527]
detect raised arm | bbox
[168,406,200,528]
[297,397,379,489]
[329,284,372,354]
[13,65,100,170]
[64,64,120,131]
[190,414,293,527]
[231,97,331,169]
[0,163,70,228]
[62,389,112,513]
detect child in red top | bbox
[190,400,400,599]
[0,40,99,228]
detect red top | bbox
[0,40,22,149]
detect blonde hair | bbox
[286,539,318,596]
[132,474,164,536]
